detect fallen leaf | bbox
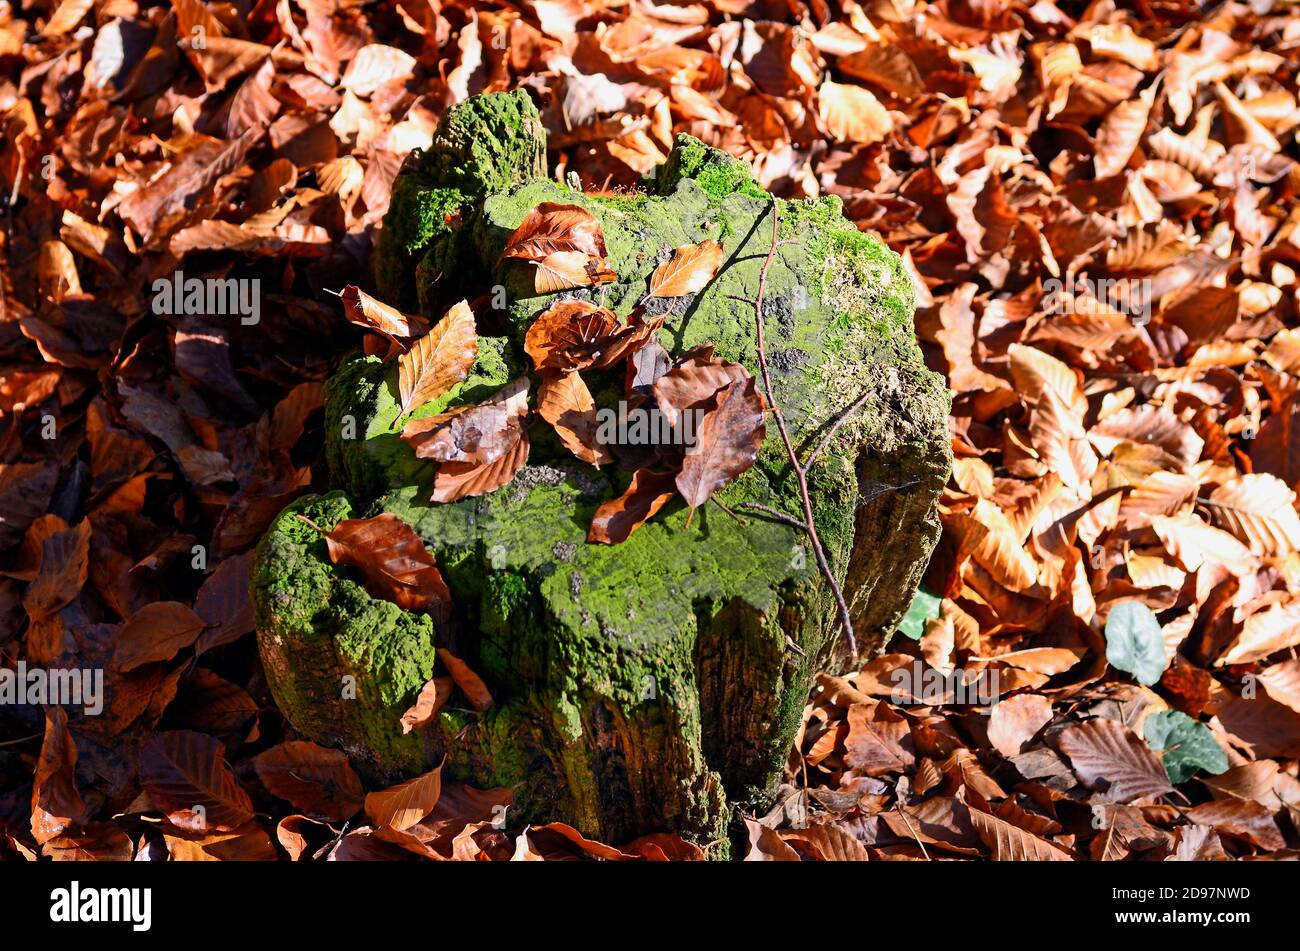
[365,763,443,831]
[320,513,453,616]
[648,240,724,298]
[437,648,493,712]
[398,300,478,414]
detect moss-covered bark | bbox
[252,91,951,847]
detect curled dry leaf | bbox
[588,469,678,545]
[400,677,455,733]
[437,648,493,712]
[402,377,529,466]
[431,430,530,503]
[338,285,429,343]
[31,708,84,845]
[531,252,618,293]
[319,513,452,616]
[537,371,615,467]
[524,300,619,371]
[1094,88,1153,179]
[400,377,531,504]
[397,300,478,415]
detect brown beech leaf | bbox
[676,377,766,520]
[320,513,452,616]
[194,553,255,654]
[649,240,724,298]
[578,310,666,371]
[1203,474,1300,557]
[818,79,893,144]
[1093,89,1153,179]
[365,763,443,832]
[588,469,678,545]
[23,518,90,622]
[784,823,871,861]
[40,0,94,36]
[532,251,618,294]
[338,285,429,343]
[651,347,749,428]
[397,300,478,415]
[1055,719,1174,803]
[844,701,916,776]
[31,708,84,845]
[968,807,1073,860]
[111,601,209,671]
[1218,599,1300,666]
[400,676,455,733]
[1186,800,1285,851]
[437,648,493,712]
[41,822,134,861]
[1257,659,1300,714]
[401,377,529,466]
[537,371,614,468]
[139,731,255,832]
[626,338,672,395]
[987,694,1053,757]
[530,822,637,860]
[253,741,364,822]
[499,202,607,262]
[744,817,802,861]
[524,300,619,372]
[431,429,529,503]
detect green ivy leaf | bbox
[1104,601,1167,685]
[1144,710,1229,785]
[899,587,941,641]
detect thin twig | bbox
[894,801,931,861]
[747,199,858,657]
[805,389,873,466]
[737,502,808,532]
[710,497,748,526]
[0,732,43,747]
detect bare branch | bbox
[747,199,859,657]
[804,389,873,466]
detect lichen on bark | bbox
[252,90,951,847]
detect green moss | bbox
[589,192,649,212]
[252,493,440,780]
[655,134,768,201]
[374,90,547,308]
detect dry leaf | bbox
[398,300,478,415]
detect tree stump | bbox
[251,90,951,848]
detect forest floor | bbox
[3,0,1300,860]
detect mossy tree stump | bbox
[252,90,951,848]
